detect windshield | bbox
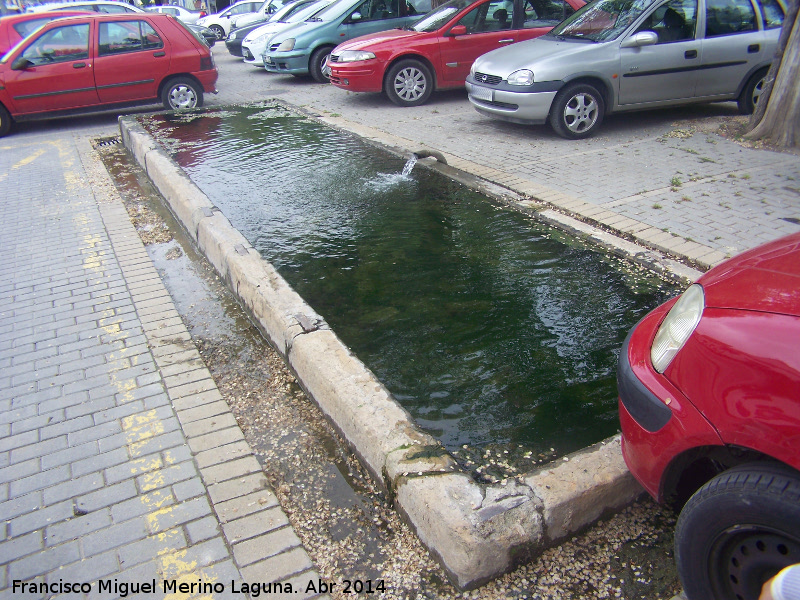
[412,0,471,31]
[308,0,357,21]
[284,0,330,21]
[550,0,656,41]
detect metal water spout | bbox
[412,149,447,165]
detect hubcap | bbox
[393,67,425,102]
[563,92,598,134]
[169,85,197,110]
[710,526,800,600]
[752,78,764,106]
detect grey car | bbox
[466,0,785,138]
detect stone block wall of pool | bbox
[118,105,697,590]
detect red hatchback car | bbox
[0,11,91,55]
[0,12,217,137]
[328,0,584,106]
[618,232,800,600]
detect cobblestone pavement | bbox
[0,129,326,599]
[1,40,798,600]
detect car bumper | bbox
[241,43,261,64]
[466,79,558,125]
[329,61,383,93]
[194,68,219,93]
[263,50,310,74]
[617,305,724,503]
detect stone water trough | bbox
[119,111,677,590]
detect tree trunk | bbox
[745,0,800,147]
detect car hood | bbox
[335,28,423,51]
[473,36,602,78]
[698,232,800,317]
[244,20,293,40]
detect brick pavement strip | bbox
[0,133,320,598]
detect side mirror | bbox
[349,10,362,20]
[620,30,658,47]
[11,56,33,70]
[449,24,467,35]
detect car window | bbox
[705,0,756,36]
[456,0,513,31]
[354,0,401,21]
[756,0,783,28]
[12,16,55,37]
[634,0,696,42]
[98,19,163,54]
[523,0,576,28]
[20,22,89,65]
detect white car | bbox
[148,4,206,24]
[28,0,143,12]
[229,0,286,29]
[196,0,261,39]
[240,0,326,64]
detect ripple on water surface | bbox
[142,105,679,460]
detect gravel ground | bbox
[97,136,682,600]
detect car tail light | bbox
[199,10,207,16]
[200,55,214,70]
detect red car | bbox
[0,11,92,55]
[0,12,217,137]
[328,0,584,106]
[618,232,800,600]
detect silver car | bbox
[466,0,785,138]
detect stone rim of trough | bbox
[117,108,693,591]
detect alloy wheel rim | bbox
[564,93,598,134]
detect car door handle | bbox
[499,38,514,43]
[153,51,166,57]
[73,62,86,68]
[748,44,760,53]
[685,49,697,59]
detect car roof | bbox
[28,1,143,12]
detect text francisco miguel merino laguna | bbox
[12,577,369,596]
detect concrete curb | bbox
[119,115,645,590]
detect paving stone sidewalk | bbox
[0,130,324,599]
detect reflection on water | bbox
[142,104,678,457]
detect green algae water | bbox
[142,104,678,459]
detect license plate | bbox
[470,84,493,102]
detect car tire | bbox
[309,46,333,83]
[738,69,767,115]
[0,104,12,138]
[209,24,225,40]
[385,59,434,107]
[675,464,800,600]
[548,83,604,140]
[162,77,204,111]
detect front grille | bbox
[472,98,519,111]
[473,72,502,86]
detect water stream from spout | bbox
[401,154,418,176]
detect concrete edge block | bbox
[524,435,644,543]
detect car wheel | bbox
[0,104,12,138]
[209,24,225,40]
[675,464,800,600]
[385,59,433,107]
[162,77,204,111]
[738,69,767,115]
[548,83,604,140]
[309,46,332,83]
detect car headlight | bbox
[229,30,239,39]
[254,32,270,43]
[276,37,295,51]
[335,50,375,62]
[507,69,534,86]
[651,284,704,373]
[469,62,476,77]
